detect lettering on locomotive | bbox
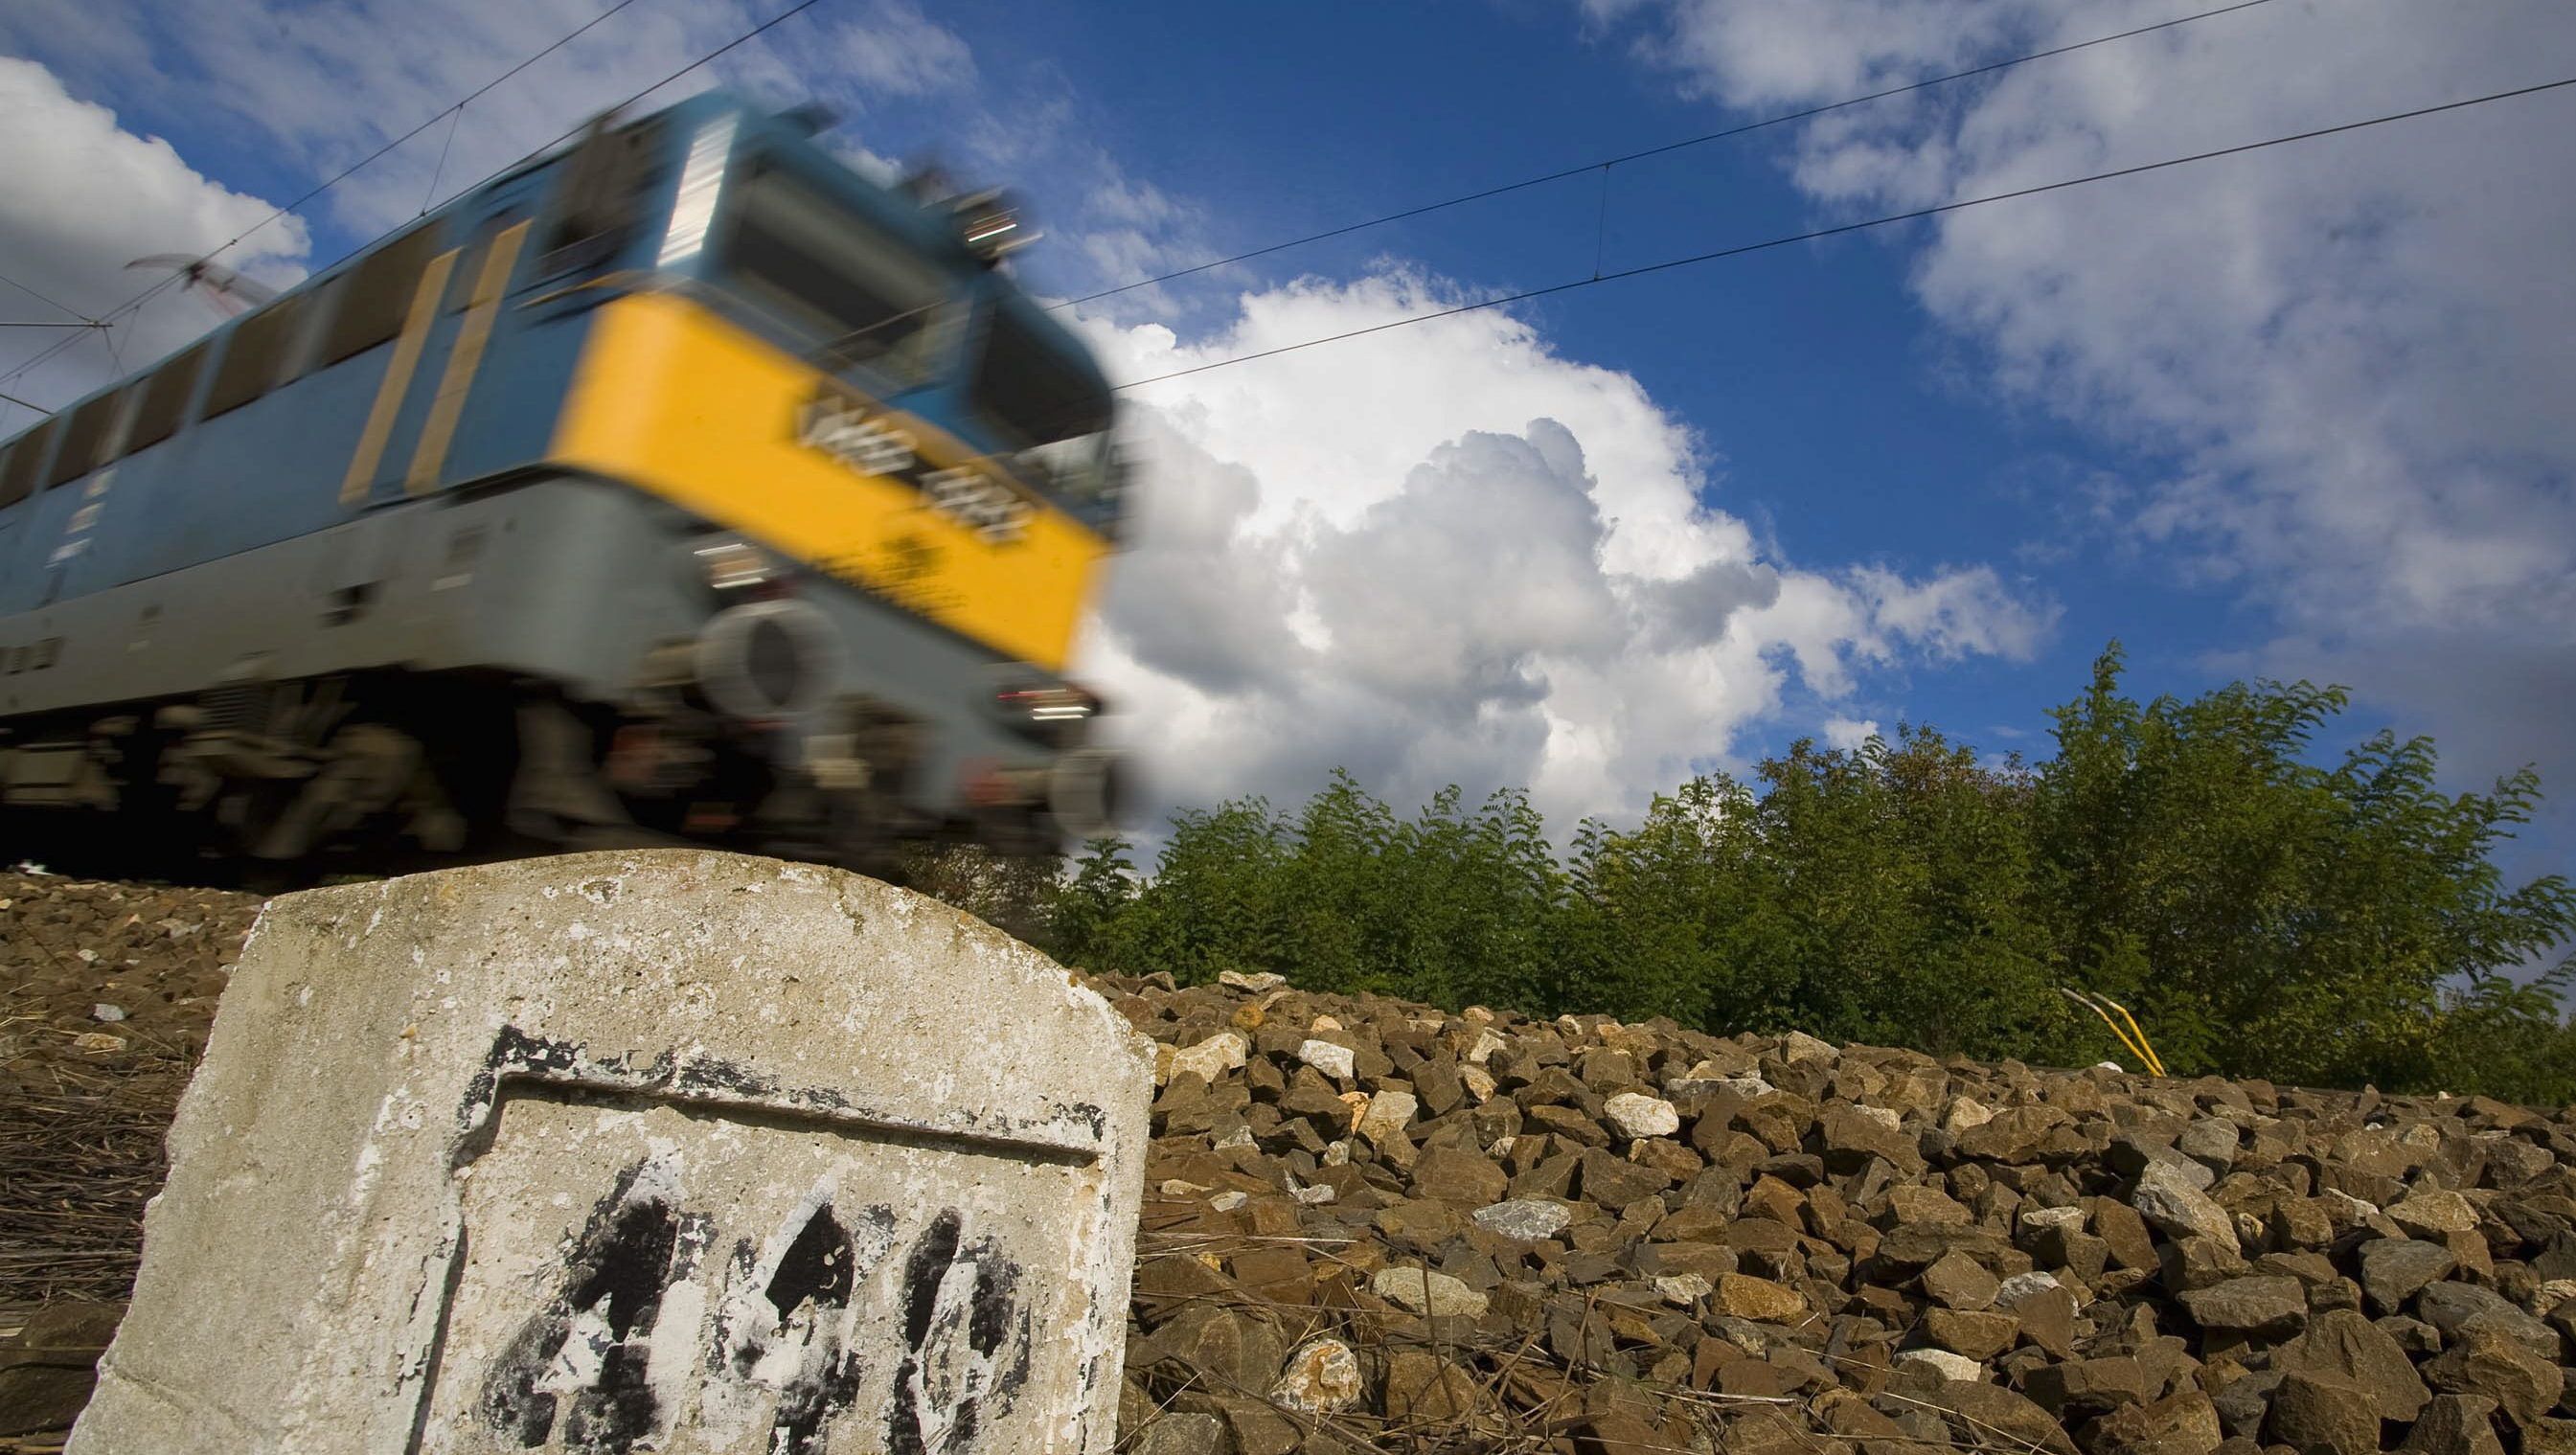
[795,389,1034,545]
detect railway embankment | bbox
[4,867,2573,1454]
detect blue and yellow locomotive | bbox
[0,94,1128,875]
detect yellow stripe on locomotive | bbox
[552,288,1112,675]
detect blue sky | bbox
[2,0,2571,875]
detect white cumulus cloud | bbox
[1820,716,1881,751]
[1073,271,2051,830]
[0,0,975,246]
[0,57,308,421]
[1586,0,2576,807]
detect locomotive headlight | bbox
[694,537,777,592]
[991,679,1102,746]
[996,686,1097,724]
[949,188,1038,264]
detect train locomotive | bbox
[0,94,1129,877]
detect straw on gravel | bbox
[0,1063,194,1310]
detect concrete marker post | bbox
[70,850,1154,1454]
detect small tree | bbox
[2037,644,2576,1087]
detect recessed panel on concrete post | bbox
[71,850,1154,1455]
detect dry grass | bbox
[0,1045,193,1318]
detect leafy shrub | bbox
[1035,646,2576,1102]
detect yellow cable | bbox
[2098,993,2168,1077]
[2062,989,2153,1072]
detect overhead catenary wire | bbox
[476,0,839,174]
[1111,73,2576,391]
[0,0,656,397]
[0,0,844,402]
[0,269,97,328]
[1060,0,2291,309]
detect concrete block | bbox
[71,850,1154,1455]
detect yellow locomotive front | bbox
[528,97,1134,858]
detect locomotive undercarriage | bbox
[0,670,946,886]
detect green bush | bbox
[1037,645,2576,1103]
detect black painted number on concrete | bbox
[887,1210,1034,1455]
[481,1165,709,1454]
[704,1198,894,1455]
[478,1160,1033,1454]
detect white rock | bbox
[1459,1064,1496,1103]
[1487,1135,1516,1160]
[2019,1206,2085,1233]
[1853,1104,1903,1132]
[1995,1272,2064,1307]
[1214,1125,1255,1149]
[1291,1182,1336,1205]
[1655,1273,1713,1305]
[1371,1266,1489,1318]
[1208,1191,1247,1213]
[2092,1060,2125,1073]
[1217,970,1287,992]
[1322,1139,1351,1167]
[1168,1031,1247,1085]
[1298,1039,1356,1081]
[1780,1030,1839,1065]
[1893,1349,1984,1382]
[91,1003,127,1023]
[1310,1015,1344,1033]
[2132,1160,2239,1245]
[2387,1189,2479,1237]
[1160,1179,1211,1196]
[1465,1029,1508,1065]
[1943,1096,1998,1133]
[1680,1074,1776,1101]
[1271,1337,1362,1415]
[2527,1279,2576,1316]
[1604,1092,1681,1140]
[1471,1199,1572,1241]
[1357,1090,1418,1145]
[2143,1147,2216,1192]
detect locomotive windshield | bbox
[723,162,945,383]
[972,307,1122,532]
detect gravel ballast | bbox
[6,869,2576,1453]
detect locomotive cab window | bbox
[720,163,944,383]
[972,307,1121,527]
